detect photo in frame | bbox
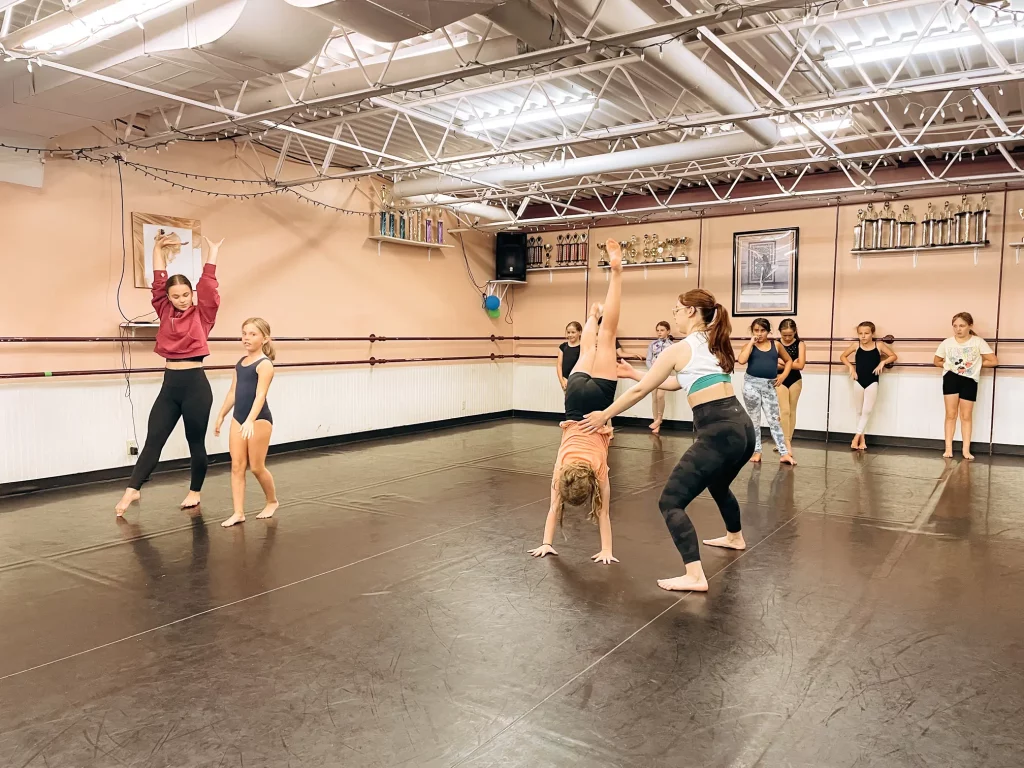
[132,213,202,289]
[732,227,799,316]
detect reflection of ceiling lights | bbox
[22,0,176,51]
[824,24,1024,68]
[781,117,852,136]
[463,100,597,133]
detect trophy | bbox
[398,206,407,240]
[424,209,434,243]
[864,203,879,250]
[955,195,971,244]
[544,242,552,267]
[853,209,865,250]
[597,241,608,266]
[941,200,954,246]
[896,205,916,248]
[972,193,990,244]
[878,201,896,249]
[556,234,565,265]
[378,184,389,236]
[436,210,444,244]
[579,232,589,265]
[922,202,936,246]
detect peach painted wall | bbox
[0,140,503,377]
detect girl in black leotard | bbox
[556,322,583,392]
[839,321,898,451]
[215,318,279,527]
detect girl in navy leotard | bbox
[215,317,279,527]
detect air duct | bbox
[394,132,763,197]
[282,0,503,43]
[407,194,514,223]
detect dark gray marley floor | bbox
[1,419,1022,767]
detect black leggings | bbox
[128,368,214,492]
[658,396,756,564]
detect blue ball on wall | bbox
[484,295,501,311]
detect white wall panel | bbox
[0,362,512,485]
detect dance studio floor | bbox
[1,419,1022,767]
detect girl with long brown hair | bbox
[582,288,756,592]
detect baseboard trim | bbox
[0,411,513,498]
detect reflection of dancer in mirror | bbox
[934,312,997,460]
[529,239,625,565]
[840,322,897,451]
[645,321,674,434]
[738,318,796,464]
[582,289,755,592]
[215,318,279,527]
[115,234,223,516]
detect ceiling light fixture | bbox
[462,100,597,134]
[823,24,1024,68]
[21,0,178,51]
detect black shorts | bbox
[942,371,978,402]
[564,372,617,421]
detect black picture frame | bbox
[732,227,799,317]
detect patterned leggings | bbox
[743,376,789,455]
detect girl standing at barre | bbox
[934,312,997,460]
[738,318,796,464]
[645,321,674,434]
[215,318,279,527]
[776,319,805,449]
[582,289,755,592]
[115,234,224,516]
[840,322,897,451]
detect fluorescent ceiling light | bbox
[824,24,1024,68]
[781,117,852,137]
[21,0,174,51]
[463,100,597,133]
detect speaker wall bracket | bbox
[485,279,526,306]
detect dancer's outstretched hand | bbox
[591,550,619,565]
[529,544,558,558]
[579,410,609,434]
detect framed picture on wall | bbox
[132,212,202,289]
[732,227,799,316]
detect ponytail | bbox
[262,339,277,361]
[707,303,736,374]
[679,290,735,373]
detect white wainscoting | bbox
[511,362,1022,448]
[0,362,513,485]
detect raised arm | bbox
[581,344,689,432]
[214,369,238,437]
[150,234,178,318]
[239,360,274,439]
[774,342,792,387]
[196,236,223,331]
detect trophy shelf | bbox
[852,241,989,271]
[368,235,455,250]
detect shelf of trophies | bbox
[369,193,453,257]
[851,195,991,270]
[597,234,691,280]
[524,233,591,281]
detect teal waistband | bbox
[689,373,732,395]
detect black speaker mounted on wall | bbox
[495,232,527,282]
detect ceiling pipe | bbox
[407,194,514,223]
[394,0,778,202]
[395,129,764,198]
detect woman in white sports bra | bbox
[581,288,756,592]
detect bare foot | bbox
[942,449,954,458]
[221,512,245,528]
[115,488,141,517]
[781,454,797,465]
[606,239,622,271]
[750,453,762,464]
[256,501,279,519]
[590,302,603,320]
[962,451,975,461]
[657,575,709,592]
[651,424,661,435]
[703,532,746,550]
[850,438,859,450]
[180,491,201,509]
[649,419,662,432]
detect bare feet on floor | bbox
[750,453,762,464]
[781,454,797,466]
[963,451,975,461]
[703,532,746,551]
[256,501,279,519]
[115,488,140,516]
[221,512,245,527]
[180,491,201,509]
[943,448,954,458]
[657,575,709,592]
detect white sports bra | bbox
[675,333,726,393]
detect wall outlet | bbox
[127,440,139,456]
